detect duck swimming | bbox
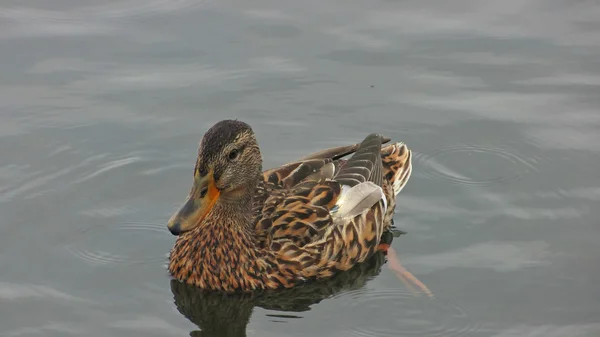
[167,119,422,293]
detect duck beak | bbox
[167,171,221,236]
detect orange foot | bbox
[378,244,433,298]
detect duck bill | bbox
[167,174,220,236]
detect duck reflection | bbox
[170,251,386,337]
[170,231,431,337]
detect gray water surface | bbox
[2,1,600,336]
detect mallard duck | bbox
[167,119,414,293]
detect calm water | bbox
[2,1,600,336]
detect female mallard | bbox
[167,120,414,293]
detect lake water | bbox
[2,1,600,336]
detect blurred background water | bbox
[1,0,600,336]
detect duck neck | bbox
[216,171,261,219]
[214,179,257,227]
[210,198,254,238]
[200,178,261,254]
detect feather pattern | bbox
[168,120,413,292]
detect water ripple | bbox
[406,241,552,275]
[65,222,168,267]
[414,144,539,186]
[335,288,481,337]
[80,0,216,20]
[1,0,215,23]
[71,156,142,184]
[0,282,91,303]
[0,154,109,202]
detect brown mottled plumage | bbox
[170,241,391,337]
[167,120,412,292]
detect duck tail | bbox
[381,142,412,196]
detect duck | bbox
[167,119,413,293]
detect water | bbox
[1,0,600,336]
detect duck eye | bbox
[199,187,208,198]
[228,149,239,160]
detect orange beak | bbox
[167,171,220,235]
